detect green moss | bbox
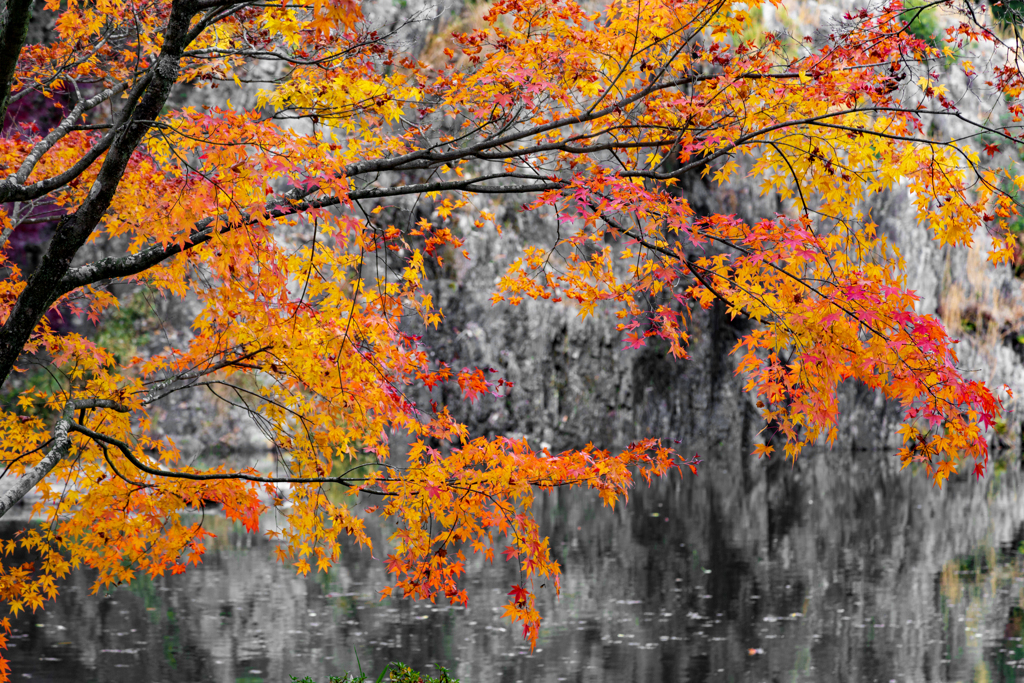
[991,0,1024,30]
[94,286,160,364]
[291,662,458,683]
[995,417,1009,435]
[738,6,764,43]
[900,0,943,47]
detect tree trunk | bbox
[0,0,196,392]
[0,0,34,123]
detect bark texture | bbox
[0,0,33,123]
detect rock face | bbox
[381,0,1024,469]
[410,167,760,460]
[126,163,1019,468]
[414,163,1024,471]
[421,226,762,458]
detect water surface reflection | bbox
[8,450,1024,682]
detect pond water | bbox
[7,449,1024,683]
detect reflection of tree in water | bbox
[936,534,1024,682]
[7,451,1024,682]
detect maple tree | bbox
[0,0,1021,676]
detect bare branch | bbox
[11,80,131,185]
[69,421,396,494]
[0,418,71,518]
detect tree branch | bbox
[11,80,131,186]
[68,421,396,493]
[0,416,70,518]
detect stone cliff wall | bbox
[414,165,1024,469]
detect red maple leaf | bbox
[508,584,530,605]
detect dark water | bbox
[7,449,1024,682]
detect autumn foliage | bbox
[0,0,1021,676]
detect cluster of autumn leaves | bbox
[0,0,1021,675]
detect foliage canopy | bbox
[0,0,1022,676]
